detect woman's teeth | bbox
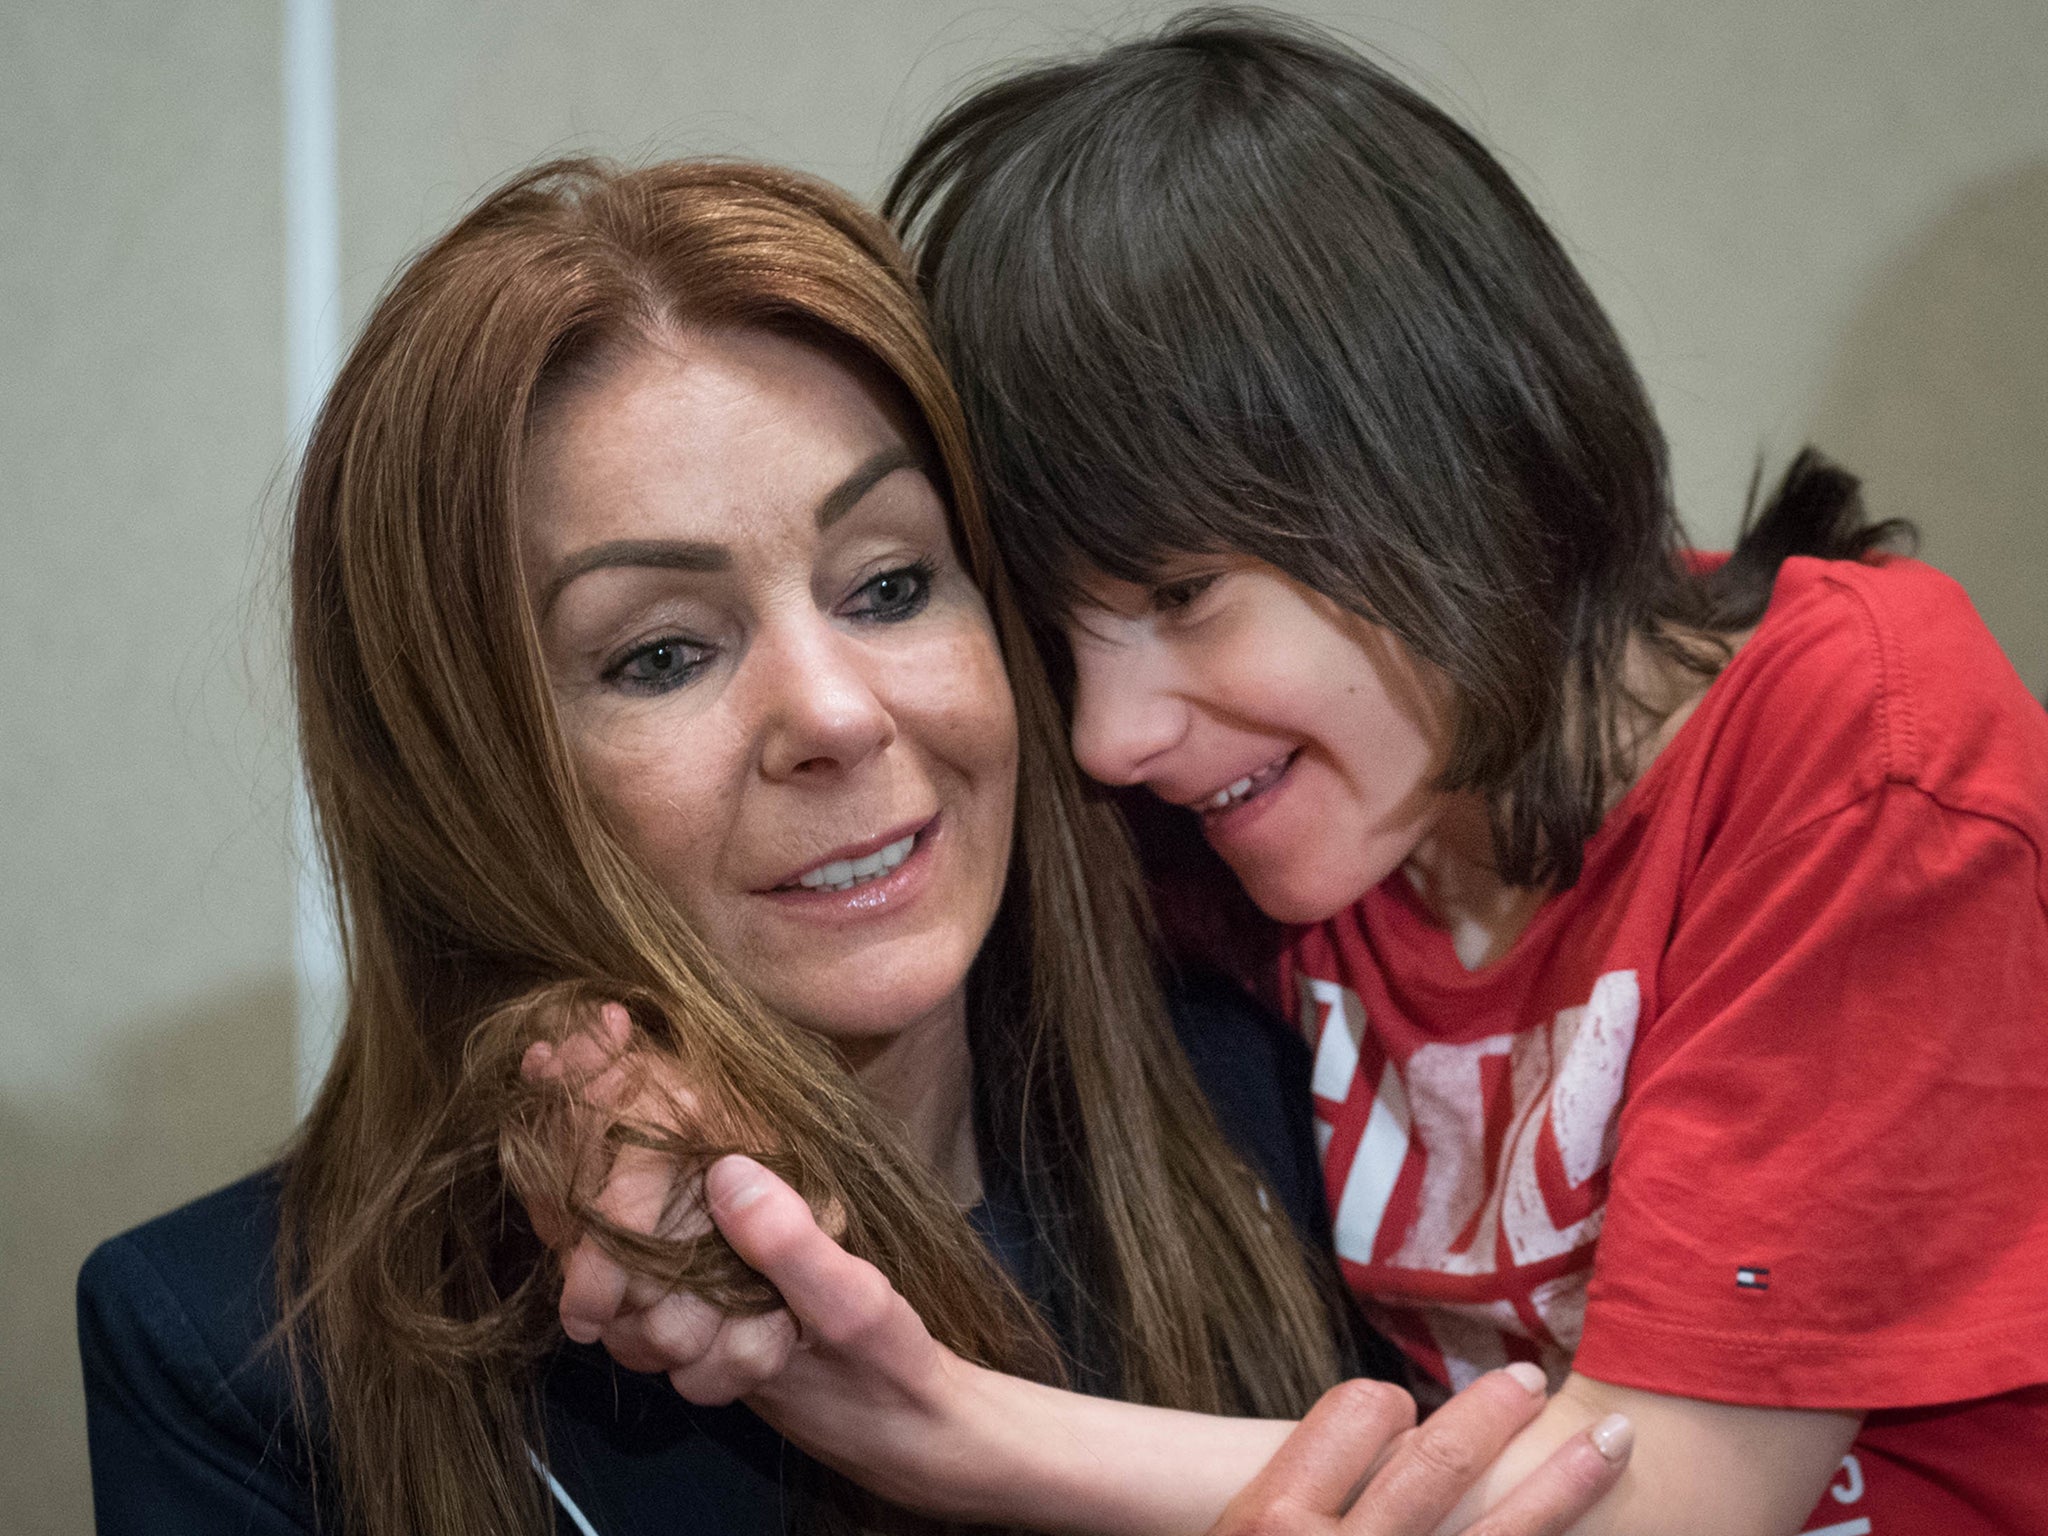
[1204,755,1291,812]
[796,833,916,892]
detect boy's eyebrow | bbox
[1067,571,1155,618]
[539,445,924,616]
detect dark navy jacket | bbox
[78,973,1374,1535]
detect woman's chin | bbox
[770,967,973,1053]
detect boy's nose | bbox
[1068,640,1188,788]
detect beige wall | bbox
[6,3,2045,1531]
[333,0,2048,691]
[1,2,298,1532]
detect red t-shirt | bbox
[1283,556,2048,1533]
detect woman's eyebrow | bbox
[814,444,922,528]
[541,446,925,616]
[540,539,729,616]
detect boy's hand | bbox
[1210,1372,1632,1536]
[517,1002,805,1401]
[514,1003,1635,1536]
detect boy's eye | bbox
[1151,572,1220,613]
[848,560,935,622]
[608,636,711,693]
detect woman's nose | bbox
[1067,636,1187,787]
[755,621,896,781]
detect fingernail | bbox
[1590,1412,1634,1463]
[1503,1361,1547,1396]
[708,1154,768,1211]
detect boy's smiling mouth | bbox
[1190,751,1297,816]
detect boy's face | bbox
[1066,555,1455,923]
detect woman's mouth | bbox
[787,831,918,893]
[1196,752,1296,818]
[765,816,939,915]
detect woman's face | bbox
[520,329,1018,1046]
[1066,558,1453,924]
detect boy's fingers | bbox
[593,1290,725,1376]
[559,1044,636,1109]
[1458,1418,1632,1536]
[640,1291,729,1363]
[560,1237,630,1344]
[528,999,638,1102]
[591,1142,682,1235]
[704,1155,896,1348]
[1231,1379,1419,1518]
[560,1142,690,1338]
[525,1192,571,1251]
[669,1309,802,1407]
[1345,1365,1547,1533]
[520,1039,556,1083]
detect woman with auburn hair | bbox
[76,157,1625,1536]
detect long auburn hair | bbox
[282,156,1341,1536]
[887,8,1910,891]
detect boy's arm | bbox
[1429,1372,1860,1536]
[618,1154,1631,1536]
[518,1012,1634,1536]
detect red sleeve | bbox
[1575,782,2048,1409]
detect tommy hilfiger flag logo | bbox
[1735,1266,1771,1290]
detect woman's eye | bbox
[607,637,711,693]
[1152,572,1220,613]
[848,560,934,623]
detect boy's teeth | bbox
[1209,778,1253,809]
[796,832,916,890]
[1205,758,1290,812]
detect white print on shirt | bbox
[1801,1454,1871,1536]
[1305,970,1640,1378]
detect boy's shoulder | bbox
[1695,555,2048,848]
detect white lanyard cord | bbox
[527,1447,604,1536]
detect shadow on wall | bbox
[1808,159,2048,698]
[0,975,296,1536]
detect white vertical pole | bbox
[284,0,344,1115]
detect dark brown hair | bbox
[886,7,1909,887]
[283,156,1342,1536]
